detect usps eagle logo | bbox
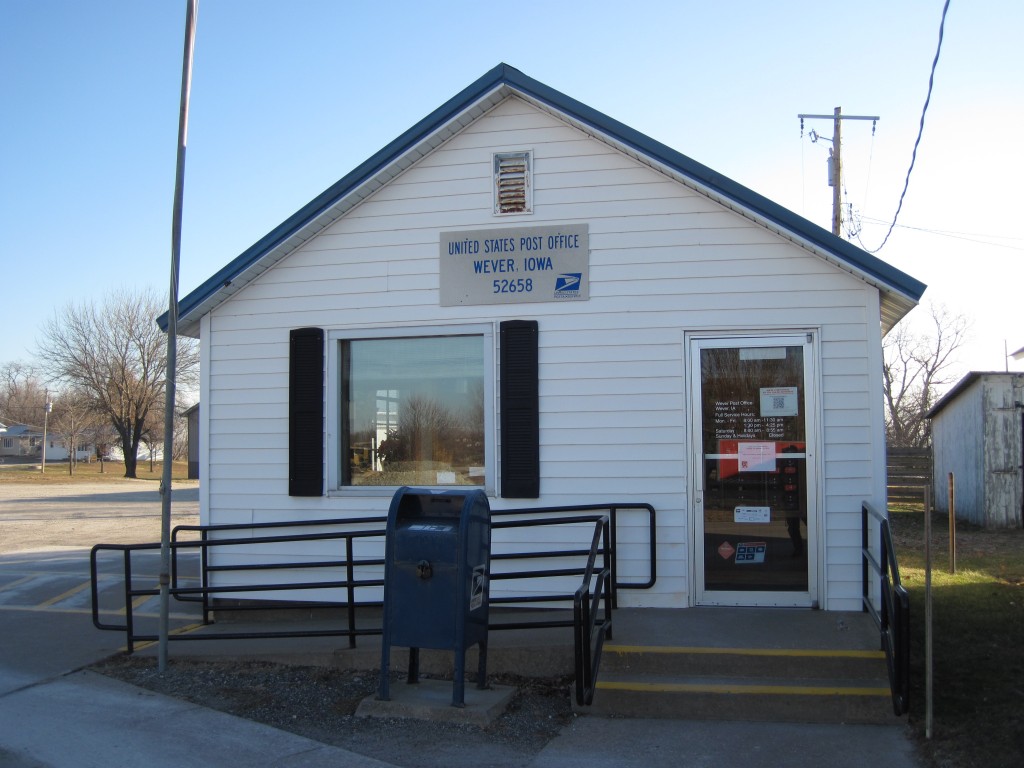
[553,273,582,297]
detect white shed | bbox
[928,372,1024,528]
[162,64,925,612]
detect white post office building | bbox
[168,64,925,613]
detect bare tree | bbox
[139,397,193,470]
[141,424,161,473]
[0,361,47,428]
[47,389,101,475]
[36,288,199,478]
[171,404,192,461]
[86,419,119,473]
[882,302,970,448]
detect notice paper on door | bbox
[738,441,776,472]
[760,386,798,417]
[735,506,771,523]
[735,542,767,564]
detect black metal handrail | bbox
[861,500,910,715]
[90,521,387,654]
[172,516,387,632]
[572,515,613,705]
[496,502,657,605]
[91,502,652,689]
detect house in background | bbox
[42,439,94,463]
[928,372,1024,528]
[0,423,91,462]
[0,423,41,458]
[160,64,925,613]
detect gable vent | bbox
[494,151,532,215]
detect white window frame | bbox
[326,323,496,497]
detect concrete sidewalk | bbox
[0,666,921,768]
[0,670,397,768]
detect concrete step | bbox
[580,672,898,724]
[579,639,898,724]
[601,643,888,679]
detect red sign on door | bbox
[718,541,736,560]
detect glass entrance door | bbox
[691,336,817,607]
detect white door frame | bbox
[687,331,821,608]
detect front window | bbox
[340,334,486,487]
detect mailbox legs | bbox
[407,647,420,685]
[378,634,391,701]
[452,640,489,707]
[376,645,423,702]
[379,643,486,707]
[453,651,466,708]
[477,639,488,690]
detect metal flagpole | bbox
[160,0,198,673]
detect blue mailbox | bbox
[378,487,491,707]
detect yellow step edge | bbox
[596,680,891,697]
[604,644,885,659]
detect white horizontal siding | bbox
[200,96,884,610]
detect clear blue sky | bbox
[2,0,1021,375]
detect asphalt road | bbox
[0,481,204,690]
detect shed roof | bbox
[927,371,1024,419]
[161,63,925,336]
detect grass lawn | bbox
[0,459,193,484]
[890,504,1024,768]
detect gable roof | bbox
[0,424,39,437]
[161,63,925,336]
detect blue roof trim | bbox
[161,63,924,330]
[160,64,515,329]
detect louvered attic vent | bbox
[493,151,532,215]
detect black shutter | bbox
[500,320,539,498]
[289,328,324,497]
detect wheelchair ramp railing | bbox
[861,500,910,715]
[91,502,657,706]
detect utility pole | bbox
[798,108,879,237]
[831,107,841,236]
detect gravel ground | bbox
[94,657,575,768]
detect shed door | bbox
[690,335,818,607]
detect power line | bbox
[860,0,952,254]
[859,216,1024,252]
